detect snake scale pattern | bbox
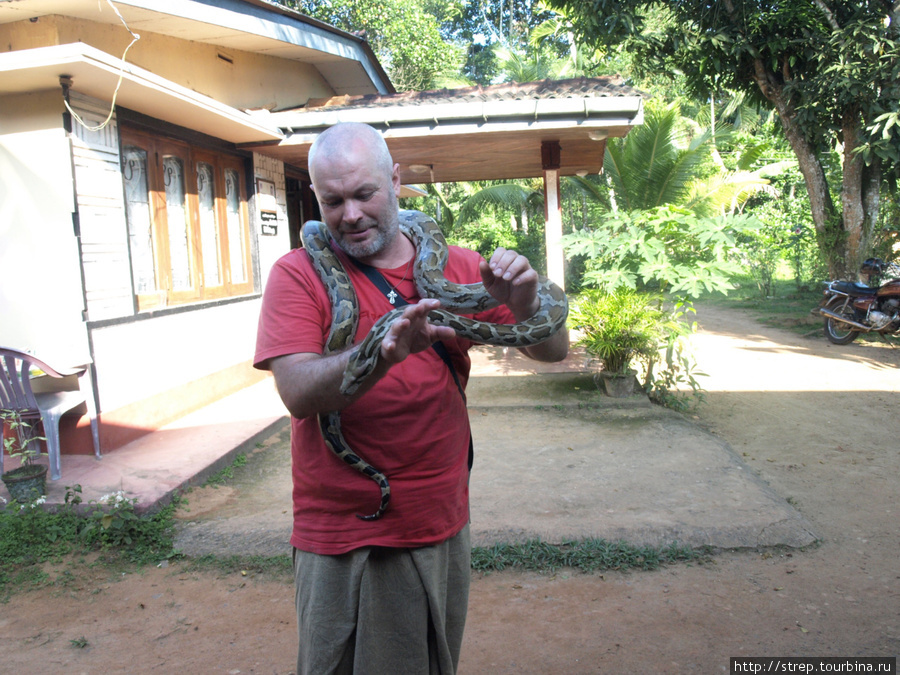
[302,210,569,520]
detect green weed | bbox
[203,453,248,487]
[471,538,706,574]
[181,553,293,584]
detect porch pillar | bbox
[541,140,565,290]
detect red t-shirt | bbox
[254,242,515,555]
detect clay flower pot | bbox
[595,369,639,398]
[2,463,48,503]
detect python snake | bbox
[302,210,568,520]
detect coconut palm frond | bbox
[683,171,775,216]
[754,159,798,177]
[564,175,607,203]
[456,183,539,226]
[603,141,631,212]
[735,141,771,171]
[611,104,715,210]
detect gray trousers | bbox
[293,524,471,675]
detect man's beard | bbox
[335,218,398,260]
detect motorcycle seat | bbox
[831,280,878,296]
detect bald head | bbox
[306,122,404,263]
[308,123,394,185]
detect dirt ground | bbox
[2,303,899,674]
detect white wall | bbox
[89,299,261,410]
[0,91,90,367]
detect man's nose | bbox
[343,200,363,224]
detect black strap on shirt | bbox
[347,255,474,470]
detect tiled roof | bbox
[302,76,642,112]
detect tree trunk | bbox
[862,158,881,260]
[841,109,866,273]
[749,57,846,278]
[839,111,882,275]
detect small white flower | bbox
[99,490,130,508]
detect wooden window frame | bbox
[121,127,253,311]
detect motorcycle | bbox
[819,258,900,344]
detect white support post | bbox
[542,141,565,291]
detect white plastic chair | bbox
[0,347,101,480]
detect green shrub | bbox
[569,288,668,375]
[569,288,705,409]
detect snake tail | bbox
[318,411,390,520]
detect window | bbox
[121,128,253,310]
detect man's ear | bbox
[391,163,402,196]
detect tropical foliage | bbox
[562,101,765,297]
[564,207,756,297]
[545,0,900,277]
[568,288,704,409]
[285,0,464,90]
[569,288,665,375]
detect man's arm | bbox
[480,248,569,363]
[270,298,456,419]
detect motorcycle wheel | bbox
[823,297,860,344]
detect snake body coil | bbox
[303,210,568,520]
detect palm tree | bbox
[569,100,785,218]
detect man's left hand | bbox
[479,247,540,322]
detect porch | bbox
[2,344,593,512]
[1,377,287,513]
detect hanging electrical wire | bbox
[63,0,140,132]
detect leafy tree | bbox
[545,0,900,278]
[455,181,543,232]
[437,0,565,84]
[493,42,571,82]
[402,180,547,269]
[286,0,463,91]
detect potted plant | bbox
[1,410,48,503]
[568,288,666,397]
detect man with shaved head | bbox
[255,122,568,674]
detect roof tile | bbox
[301,76,641,112]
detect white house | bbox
[0,0,392,455]
[0,0,643,466]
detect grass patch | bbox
[695,275,824,335]
[182,553,293,583]
[700,275,900,345]
[204,452,248,487]
[471,538,706,574]
[0,486,180,601]
[178,540,705,579]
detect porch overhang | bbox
[0,0,394,98]
[0,42,283,144]
[242,79,644,184]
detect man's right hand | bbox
[379,298,456,364]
